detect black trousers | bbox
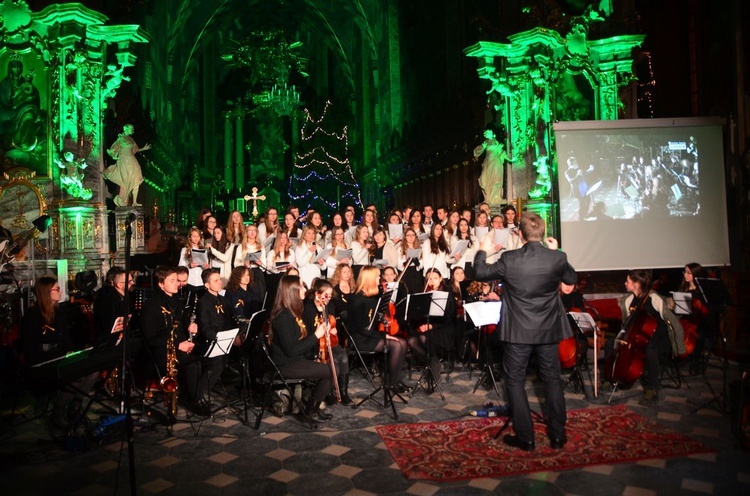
[181,355,228,403]
[277,360,333,404]
[503,342,566,443]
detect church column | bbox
[597,69,619,120]
[224,114,234,191]
[235,115,244,189]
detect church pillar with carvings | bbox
[235,115,244,189]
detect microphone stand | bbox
[121,212,137,495]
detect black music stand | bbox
[464,301,502,398]
[562,312,591,400]
[232,310,267,426]
[693,277,732,414]
[407,291,447,400]
[352,290,406,418]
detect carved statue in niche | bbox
[0,53,47,175]
[102,123,151,207]
[55,150,92,200]
[474,123,514,204]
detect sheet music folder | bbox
[405,291,449,319]
[204,328,239,358]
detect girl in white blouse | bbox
[421,223,451,279]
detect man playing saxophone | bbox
[142,266,202,416]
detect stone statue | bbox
[474,124,512,204]
[103,124,150,207]
[55,150,92,200]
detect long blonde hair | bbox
[226,211,245,245]
[355,266,380,297]
[184,226,203,263]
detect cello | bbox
[604,290,658,386]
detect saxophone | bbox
[160,322,179,419]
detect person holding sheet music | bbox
[21,276,98,430]
[258,207,279,245]
[370,227,398,269]
[351,225,372,280]
[193,269,235,414]
[474,212,577,452]
[450,218,478,279]
[396,228,424,294]
[422,223,452,279]
[270,275,335,423]
[302,279,352,405]
[324,226,352,271]
[224,266,262,320]
[306,211,327,244]
[267,232,296,274]
[207,225,233,285]
[233,224,267,300]
[296,226,326,287]
[386,211,403,244]
[348,266,410,393]
[179,227,210,295]
[472,210,490,240]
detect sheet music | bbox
[263,235,276,251]
[568,312,597,332]
[463,301,502,327]
[385,282,399,303]
[372,258,388,268]
[204,328,239,358]
[406,248,422,260]
[493,228,510,247]
[388,223,403,240]
[474,226,489,241]
[671,291,692,315]
[245,251,263,265]
[312,248,332,263]
[417,232,430,242]
[335,248,352,261]
[450,239,469,258]
[428,291,449,317]
[191,248,208,266]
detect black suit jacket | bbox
[474,242,577,344]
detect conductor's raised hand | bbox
[545,237,559,250]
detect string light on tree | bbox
[289,101,362,215]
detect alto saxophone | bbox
[160,322,179,419]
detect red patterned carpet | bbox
[376,405,714,481]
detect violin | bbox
[317,304,341,402]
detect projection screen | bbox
[553,118,729,271]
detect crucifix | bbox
[243,187,267,218]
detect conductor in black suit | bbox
[474,212,577,452]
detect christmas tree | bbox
[288,101,362,216]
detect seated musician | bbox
[269,275,334,422]
[141,266,203,415]
[613,270,685,406]
[193,268,236,413]
[407,268,457,381]
[329,263,355,320]
[20,276,98,430]
[93,267,129,347]
[302,279,352,405]
[679,262,718,374]
[224,266,262,320]
[348,266,410,393]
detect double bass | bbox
[604,291,658,386]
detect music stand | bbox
[195,328,239,426]
[693,277,731,414]
[563,312,597,399]
[406,291,448,400]
[353,290,407,418]
[464,301,502,398]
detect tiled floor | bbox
[1,357,749,496]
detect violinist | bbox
[617,270,685,406]
[381,266,407,336]
[348,266,410,393]
[269,275,334,423]
[302,279,351,405]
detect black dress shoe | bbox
[306,409,332,423]
[549,436,568,449]
[502,434,535,452]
